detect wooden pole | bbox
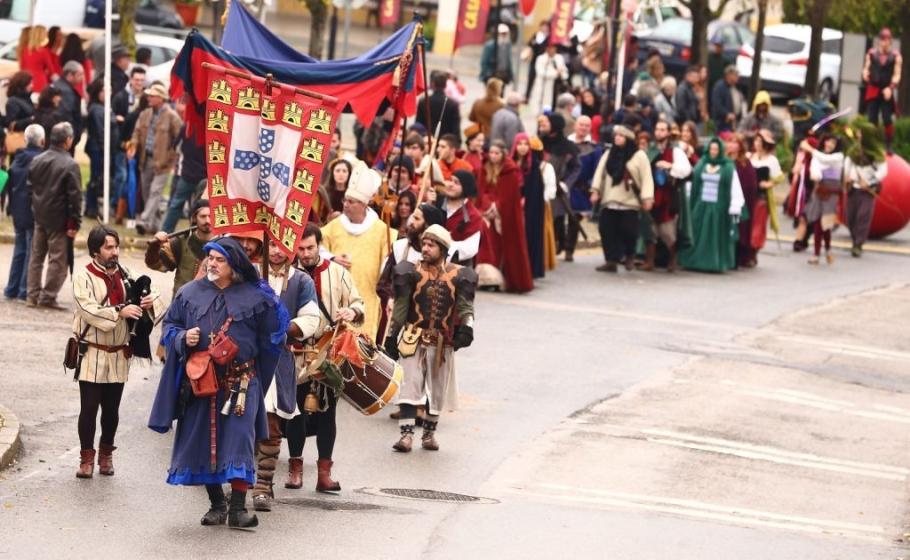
[201,62,339,104]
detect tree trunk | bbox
[119,0,139,58]
[803,0,828,97]
[305,0,329,59]
[690,0,709,66]
[749,0,768,104]
[901,21,910,116]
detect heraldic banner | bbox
[203,64,341,257]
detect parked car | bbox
[635,18,755,81]
[573,0,681,43]
[736,23,842,102]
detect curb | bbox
[0,232,151,252]
[0,404,22,470]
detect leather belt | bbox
[86,342,132,358]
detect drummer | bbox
[383,225,478,452]
[284,223,365,493]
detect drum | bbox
[307,329,403,416]
[336,335,403,415]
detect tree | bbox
[803,0,831,97]
[302,0,331,59]
[119,0,139,57]
[678,0,734,65]
[749,0,768,104]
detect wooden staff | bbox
[201,62,339,104]
[416,96,447,204]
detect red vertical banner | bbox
[203,65,342,257]
[379,0,400,27]
[549,0,576,45]
[519,0,536,16]
[453,0,491,51]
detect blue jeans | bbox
[161,177,197,233]
[4,226,32,299]
[84,145,103,216]
[113,150,128,206]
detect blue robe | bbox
[148,278,295,485]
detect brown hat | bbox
[613,124,636,141]
[757,128,776,146]
[144,83,168,99]
[463,123,481,140]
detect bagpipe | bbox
[117,265,154,360]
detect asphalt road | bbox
[1,235,910,559]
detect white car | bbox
[572,0,680,44]
[736,23,842,102]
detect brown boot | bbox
[393,434,413,452]
[315,459,341,493]
[640,244,656,271]
[98,443,116,476]
[114,198,127,225]
[624,255,635,271]
[285,458,303,489]
[76,449,95,479]
[667,245,678,273]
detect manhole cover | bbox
[358,487,498,504]
[277,497,386,511]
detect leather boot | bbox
[285,458,303,489]
[316,459,341,493]
[624,255,635,271]
[421,419,439,451]
[667,245,678,273]
[228,490,258,529]
[98,443,116,476]
[201,484,228,526]
[641,244,656,271]
[393,423,415,452]
[76,449,95,479]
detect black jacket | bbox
[85,101,120,153]
[415,90,461,139]
[7,145,42,230]
[710,80,734,128]
[4,93,35,132]
[675,81,701,124]
[52,77,84,141]
[28,146,83,231]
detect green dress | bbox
[679,139,742,272]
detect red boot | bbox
[98,443,116,476]
[285,458,303,489]
[316,459,341,493]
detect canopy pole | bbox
[102,0,113,223]
[201,62,339,103]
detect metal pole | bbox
[613,11,626,113]
[342,0,352,58]
[102,0,113,223]
[328,6,339,59]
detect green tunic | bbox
[679,145,738,272]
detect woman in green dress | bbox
[679,137,745,272]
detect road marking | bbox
[640,432,906,481]
[508,484,887,542]
[775,334,910,362]
[774,233,910,256]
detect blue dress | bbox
[148,278,295,485]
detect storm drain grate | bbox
[359,487,498,504]
[277,497,386,511]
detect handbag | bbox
[4,131,25,155]
[397,324,422,358]
[186,351,218,397]
[64,292,110,379]
[208,316,239,366]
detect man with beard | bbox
[643,119,692,271]
[564,116,601,262]
[145,199,213,297]
[252,240,320,512]
[388,203,447,267]
[284,223,365,493]
[384,225,477,452]
[149,236,295,530]
[73,226,163,478]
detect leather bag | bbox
[208,316,239,366]
[397,324,422,358]
[186,351,218,397]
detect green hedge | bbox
[893,117,910,161]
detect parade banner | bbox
[549,0,576,45]
[453,0,490,51]
[520,0,537,16]
[379,0,400,27]
[203,64,342,257]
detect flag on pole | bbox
[453,0,490,51]
[519,0,537,16]
[379,0,400,27]
[203,64,342,257]
[549,0,576,45]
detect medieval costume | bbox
[73,252,163,478]
[679,137,745,272]
[540,114,580,259]
[512,133,546,279]
[476,142,533,293]
[285,252,365,492]
[320,162,396,341]
[804,139,845,264]
[148,237,296,530]
[384,225,477,452]
[844,117,888,257]
[591,125,655,272]
[540,148,559,272]
[749,130,784,256]
[731,147,759,268]
[144,199,211,297]
[863,28,902,148]
[442,169,486,266]
[251,261,320,511]
[645,131,693,271]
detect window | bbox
[822,38,842,55]
[738,26,755,47]
[143,46,168,66]
[763,36,805,55]
[719,26,740,48]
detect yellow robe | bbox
[321,210,397,342]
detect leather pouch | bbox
[209,317,239,366]
[186,351,218,397]
[397,324,422,358]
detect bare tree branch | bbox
[709,0,733,19]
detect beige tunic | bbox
[71,263,164,383]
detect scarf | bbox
[87,261,125,306]
[605,141,637,186]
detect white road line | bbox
[509,485,887,541]
[641,429,909,475]
[780,334,910,362]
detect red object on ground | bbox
[869,154,910,239]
